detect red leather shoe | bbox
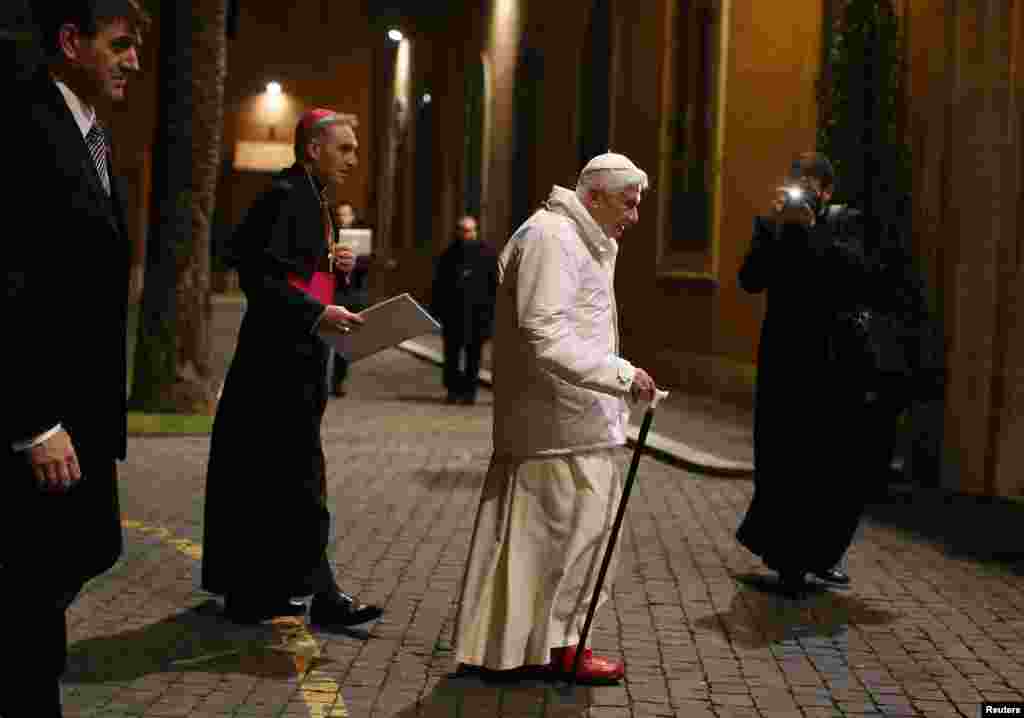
[551,645,624,684]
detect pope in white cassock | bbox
[454,153,659,684]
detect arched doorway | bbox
[668,0,714,255]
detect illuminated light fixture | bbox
[266,81,282,95]
[387,28,404,42]
[421,93,432,105]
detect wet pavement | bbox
[55,296,1024,717]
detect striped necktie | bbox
[85,122,111,195]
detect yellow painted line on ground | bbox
[121,519,349,717]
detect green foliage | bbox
[128,412,214,435]
[0,0,42,81]
[817,0,911,228]
[128,308,177,411]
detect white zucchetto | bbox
[576,152,649,191]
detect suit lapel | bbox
[38,78,121,235]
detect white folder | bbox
[320,292,440,361]
[335,228,373,256]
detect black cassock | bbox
[202,164,337,599]
[735,209,941,575]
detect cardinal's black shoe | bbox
[811,568,851,586]
[223,596,306,624]
[310,590,383,627]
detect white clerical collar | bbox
[54,79,98,139]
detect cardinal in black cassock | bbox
[201,109,382,627]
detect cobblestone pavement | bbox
[59,340,1024,717]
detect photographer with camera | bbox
[735,152,942,598]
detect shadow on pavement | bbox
[390,672,591,717]
[65,599,344,684]
[396,393,493,406]
[411,468,486,490]
[396,394,452,404]
[695,576,899,649]
[864,486,1024,572]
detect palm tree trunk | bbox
[130,0,191,412]
[180,0,228,410]
[133,1,227,414]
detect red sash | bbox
[287,271,336,305]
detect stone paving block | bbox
[660,699,716,717]
[629,703,676,718]
[711,706,760,717]
[586,708,631,718]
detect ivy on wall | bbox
[817,0,910,233]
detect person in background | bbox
[430,215,498,405]
[735,152,942,597]
[329,200,371,397]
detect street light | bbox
[387,28,403,43]
[263,82,284,140]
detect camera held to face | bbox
[783,181,821,217]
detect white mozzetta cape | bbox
[491,185,636,459]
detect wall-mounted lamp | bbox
[421,93,432,106]
[387,28,404,43]
[263,82,285,140]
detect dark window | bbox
[667,0,715,255]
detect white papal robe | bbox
[454,175,647,670]
[454,450,624,670]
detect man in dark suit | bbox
[201,109,383,629]
[431,215,498,405]
[2,2,149,715]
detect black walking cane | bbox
[567,389,668,686]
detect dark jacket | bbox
[201,164,337,597]
[2,70,130,583]
[430,239,498,344]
